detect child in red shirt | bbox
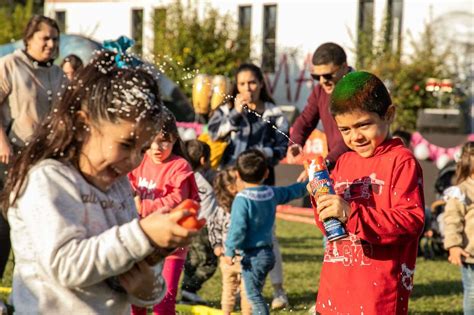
[309,71,425,315]
[128,108,200,315]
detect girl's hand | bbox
[139,210,197,249]
[448,246,470,266]
[316,194,351,223]
[118,260,157,300]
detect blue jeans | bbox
[241,247,275,315]
[462,263,474,315]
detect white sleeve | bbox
[15,164,154,288]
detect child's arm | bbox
[316,159,425,245]
[224,198,248,261]
[443,188,470,266]
[273,181,308,205]
[17,165,195,289]
[207,207,226,251]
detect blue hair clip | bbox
[102,36,142,68]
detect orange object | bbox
[171,199,206,230]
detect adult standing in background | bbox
[0,15,65,279]
[286,43,352,181]
[208,63,289,186]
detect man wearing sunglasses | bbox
[287,42,352,181]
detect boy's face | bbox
[335,106,394,158]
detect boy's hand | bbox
[118,260,157,300]
[286,144,303,164]
[297,169,309,183]
[316,194,350,223]
[214,246,224,257]
[448,246,470,266]
[139,210,197,249]
[223,255,234,266]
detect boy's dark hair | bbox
[236,149,267,184]
[330,71,392,117]
[185,139,210,171]
[312,42,347,66]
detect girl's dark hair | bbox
[455,141,474,185]
[330,71,392,118]
[23,15,60,48]
[156,107,188,161]
[61,54,84,71]
[185,139,210,171]
[228,63,275,107]
[1,51,163,215]
[213,166,237,212]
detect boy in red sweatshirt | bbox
[309,71,425,315]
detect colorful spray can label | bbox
[308,156,347,242]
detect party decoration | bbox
[414,143,430,160]
[435,154,451,170]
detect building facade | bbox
[44,0,473,109]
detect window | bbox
[55,11,66,33]
[131,9,144,55]
[238,5,252,59]
[262,4,277,73]
[386,0,403,53]
[356,0,374,68]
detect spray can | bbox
[308,155,347,241]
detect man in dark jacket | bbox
[287,42,352,181]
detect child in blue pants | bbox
[223,149,307,315]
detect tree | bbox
[0,0,33,45]
[355,18,457,131]
[152,0,251,97]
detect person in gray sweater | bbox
[0,51,196,314]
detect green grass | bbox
[1,219,463,314]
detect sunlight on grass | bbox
[1,219,463,314]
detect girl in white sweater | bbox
[0,51,196,314]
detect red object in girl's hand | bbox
[171,199,206,230]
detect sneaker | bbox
[308,303,316,315]
[271,291,289,310]
[181,290,207,305]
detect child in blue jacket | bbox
[223,149,307,315]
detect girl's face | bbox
[147,134,176,164]
[79,118,152,192]
[236,70,262,109]
[26,23,59,62]
[62,61,75,80]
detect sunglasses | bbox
[311,72,337,81]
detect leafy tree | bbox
[152,0,251,97]
[0,0,33,45]
[355,18,458,131]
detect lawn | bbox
[0,219,463,314]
